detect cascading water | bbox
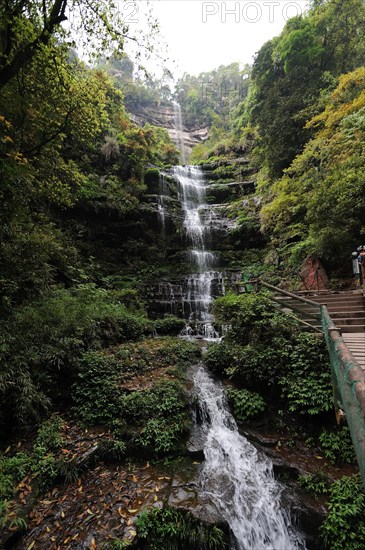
[192,365,307,550]
[173,101,187,164]
[172,165,224,339]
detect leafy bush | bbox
[135,507,228,550]
[113,337,200,375]
[154,316,187,335]
[319,427,357,464]
[0,452,31,502]
[204,340,291,392]
[226,388,266,422]
[213,291,295,346]
[0,284,150,428]
[71,352,121,426]
[121,381,190,456]
[321,475,365,550]
[297,473,330,495]
[279,333,333,416]
[34,415,63,453]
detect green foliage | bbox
[207,298,331,416]
[122,381,190,456]
[321,475,365,550]
[0,414,78,523]
[226,388,266,422]
[71,338,197,456]
[71,352,121,426]
[260,67,365,271]
[319,427,357,464]
[0,452,31,501]
[298,473,330,496]
[279,333,333,416]
[34,416,64,453]
[0,285,149,429]
[154,316,187,335]
[135,507,227,550]
[249,0,365,178]
[213,291,295,346]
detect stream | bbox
[192,364,307,549]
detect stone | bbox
[299,256,329,291]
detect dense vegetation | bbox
[1,0,365,547]
[189,0,365,275]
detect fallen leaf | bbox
[5,446,11,453]
[127,509,138,513]
[154,495,158,502]
[27,542,35,550]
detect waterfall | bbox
[172,165,224,340]
[173,102,186,164]
[192,365,307,550]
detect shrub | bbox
[135,507,228,550]
[154,316,187,335]
[71,352,121,426]
[319,427,357,464]
[226,388,266,422]
[121,381,190,456]
[279,332,333,416]
[0,284,150,428]
[321,475,365,550]
[213,291,295,346]
[297,473,330,495]
[204,340,290,392]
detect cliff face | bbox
[128,103,209,162]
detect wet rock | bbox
[168,477,222,525]
[243,428,279,447]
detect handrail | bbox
[259,280,323,309]
[321,305,365,487]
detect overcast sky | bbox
[143,0,309,76]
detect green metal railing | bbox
[321,306,365,486]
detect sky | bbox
[137,0,309,76]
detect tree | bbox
[0,0,156,89]
[248,0,365,178]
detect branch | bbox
[0,0,68,89]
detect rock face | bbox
[129,103,209,162]
[299,256,329,291]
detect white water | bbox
[172,165,224,340]
[173,101,187,164]
[192,365,307,550]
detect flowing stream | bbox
[192,365,307,550]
